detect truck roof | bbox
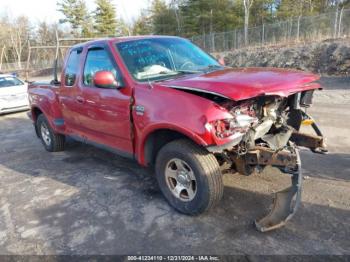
[70,35,181,49]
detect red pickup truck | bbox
[28,36,327,232]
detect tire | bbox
[155,139,223,215]
[36,114,65,152]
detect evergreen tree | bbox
[82,16,95,37]
[274,0,345,19]
[57,0,91,36]
[180,0,240,36]
[132,10,152,35]
[151,0,178,35]
[116,19,132,36]
[249,0,277,25]
[94,0,118,36]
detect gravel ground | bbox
[0,77,349,255]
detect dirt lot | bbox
[0,77,349,255]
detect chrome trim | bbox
[206,133,245,153]
[163,85,230,100]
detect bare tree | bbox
[243,0,254,45]
[170,0,182,34]
[9,16,31,68]
[0,15,11,66]
[0,45,6,70]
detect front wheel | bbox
[36,114,65,152]
[155,139,223,215]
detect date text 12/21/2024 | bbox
[127,256,220,261]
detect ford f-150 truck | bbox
[28,36,327,232]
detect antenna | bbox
[53,30,59,83]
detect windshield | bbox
[0,76,24,88]
[116,37,221,81]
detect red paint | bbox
[163,67,320,101]
[28,37,321,166]
[93,71,118,88]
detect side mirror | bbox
[93,71,121,89]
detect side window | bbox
[64,49,81,86]
[83,48,118,86]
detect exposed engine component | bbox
[212,91,325,232]
[262,126,293,150]
[172,86,325,232]
[218,96,292,152]
[210,101,258,144]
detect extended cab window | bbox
[64,49,81,86]
[83,48,117,86]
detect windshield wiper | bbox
[199,64,225,73]
[153,66,223,82]
[175,69,201,74]
[153,70,199,82]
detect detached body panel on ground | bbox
[28,36,326,232]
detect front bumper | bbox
[206,135,244,153]
[253,145,302,232]
[205,108,326,232]
[227,143,303,232]
[206,135,311,232]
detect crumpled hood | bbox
[161,67,320,101]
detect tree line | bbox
[133,0,349,38]
[56,0,350,48]
[57,0,129,36]
[0,0,126,69]
[58,0,350,38]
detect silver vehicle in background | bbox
[0,74,29,114]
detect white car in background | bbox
[0,74,29,115]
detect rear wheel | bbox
[155,139,223,215]
[36,114,65,152]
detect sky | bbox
[1,0,151,25]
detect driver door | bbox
[76,45,133,155]
[59,47,83,134]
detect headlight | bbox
[211,114,257,139]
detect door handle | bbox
[76,96,85,104]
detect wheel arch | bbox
[140,127,208,167]
[31,106,44,137]
[31,106,43,122]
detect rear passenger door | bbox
[77,45,133,155]
[59,47,83,134]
